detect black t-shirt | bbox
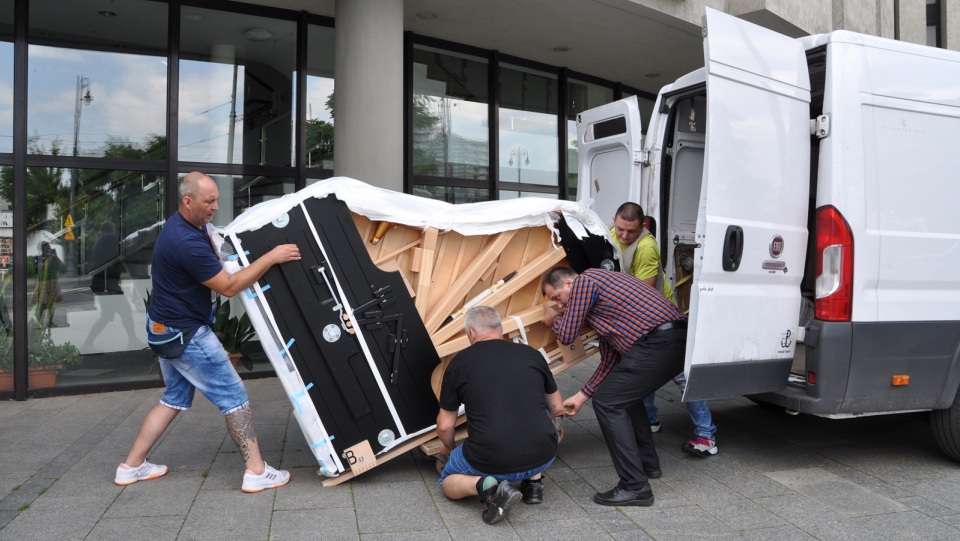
[439,339,559,474]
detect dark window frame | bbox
[405,33,649,202]
[927,1,942,48]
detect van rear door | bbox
[683,9,811,400]
[575,96,642,225]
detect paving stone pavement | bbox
[2,355,960,541]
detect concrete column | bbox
[944,0,960,51]
[334,0,404,191]
[894,0,926,45]
[832,0,893,37]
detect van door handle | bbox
[722,225,743,271]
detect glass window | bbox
[566,79,614,196]
[412,46,489,180]
[179,7,296,166]
[27,0,168,160]
[0,165,11,390]
[207,174,295,228]
[412,184,488,204]
[0,0,12,154]
[16,166,164,389]
[498,190,558,200]
[307,24,335,172]
[499,63,559,188]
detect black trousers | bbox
[591,327,687,492]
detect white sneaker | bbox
[242,462,291,493]
[115,460,168,486]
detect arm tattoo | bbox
[226,406,258,463]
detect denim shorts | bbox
[153,321,249,415]
[438,444,554,486]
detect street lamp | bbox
[66,75,93,276]
[508,145,529,183]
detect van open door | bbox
[682,9,811,400]
[576,96,642,226]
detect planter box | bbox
[0,366,60,391]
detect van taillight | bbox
[814,205,853,322]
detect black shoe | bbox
[520,479,544,504]
[644,468,662,479]
[593,485,654,507]
[481,481,522,524]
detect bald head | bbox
[180,171,211,200]
[179,171,220,227]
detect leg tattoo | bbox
[226,406,258,463]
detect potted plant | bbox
[0,326,83,391]
[211,296,256,371]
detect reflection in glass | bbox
[567,79,614,195]
[412,46,489,180]
[27,0,168,159]
[412,184,488,204]
[307,24,335,171]
[0,166,11,390]
[179,7,296,166]
[205,174,295,228]
[499,190,559,200]
[0,0,12,154]
[499,64,558,187]
[3,164,165,389]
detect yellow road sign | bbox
[65,214,74,227]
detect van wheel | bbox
[930,388,960,462]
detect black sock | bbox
[476,476,497,501]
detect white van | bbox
[577,8,960,459]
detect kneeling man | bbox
[437,306,564,525]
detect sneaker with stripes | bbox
[114,460,168,486]
[241,462,291,493]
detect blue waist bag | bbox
[147,319,200,359]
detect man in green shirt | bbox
[610,203,718,457]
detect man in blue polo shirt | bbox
[115,171,301,493]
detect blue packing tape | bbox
[281,337,295,356]
[310,435,335,449]
[245,283,271,299]
[290,382,315,414]
[226,250,250,261]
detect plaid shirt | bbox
[551,269,686,397]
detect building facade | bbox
[0,0,955,398]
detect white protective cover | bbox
[214,177,611,476]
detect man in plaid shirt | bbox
[541,266,687,507]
